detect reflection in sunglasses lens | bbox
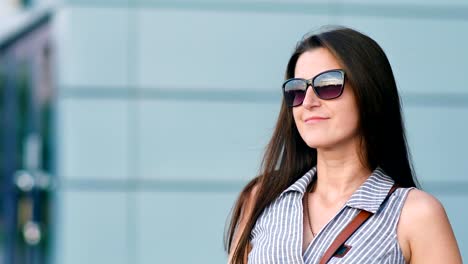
[315,84,342,99]
[284,79,307,106]
[283,70,344,106]
[314,72,344,100]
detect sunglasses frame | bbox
[282,69,346,107]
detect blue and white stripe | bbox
[248,166,414,264]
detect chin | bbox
[301,139,330,149]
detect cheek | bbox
[331,102,360,138]
[334,112,359,136]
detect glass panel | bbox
[136,192,237,264]
[55,191,129,264]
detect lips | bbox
[304,116,329,123]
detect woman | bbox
[225,26,462,263]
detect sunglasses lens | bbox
[283,79,307,106]
[313,70,344,99]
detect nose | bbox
[302,84,321,108]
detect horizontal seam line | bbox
[57,178,247,192]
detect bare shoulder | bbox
[399,189,447,241]
[398,189,445,252]
[398,189,462,264]
[401,188,445,220]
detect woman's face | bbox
[292,48,360,150]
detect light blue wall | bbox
[53,1,468,263]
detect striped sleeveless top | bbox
[248,166,414,263]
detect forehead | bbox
[294,48,342,79]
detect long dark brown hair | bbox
[224,25,419,263]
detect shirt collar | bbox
[279,166,317,197]
[345,167,395,213]
[279,166,395,213]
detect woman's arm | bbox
[398,189,462,264]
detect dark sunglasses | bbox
[282,69,346,107]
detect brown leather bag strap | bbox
[319,185,399,264]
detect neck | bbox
[313,144,372,205]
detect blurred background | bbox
[1,0,467,263]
